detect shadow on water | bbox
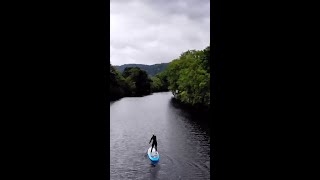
[169,97,211,133]
[149,162,160,180]
[150,161,159,167]
[169,98,210,116]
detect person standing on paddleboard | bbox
[149,134,157,152]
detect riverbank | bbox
[170,97,211,115]
[109,90,170,102]
[110,91,211,117]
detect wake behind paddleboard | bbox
[147,147,160,162]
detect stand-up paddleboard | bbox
[147,147,160,162]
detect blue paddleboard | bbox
[147,147,160,162]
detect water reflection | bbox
[149,163,160,180]
[110,92,210,179]
[169,97,211,134]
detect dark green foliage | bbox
[110,64,128,100]
[151,71,169,92]
[166,46,211,108]
[109,45,211,109]
[122,67,152,96]
[114,63,169,77]
[110,63,169,101]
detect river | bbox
[110,92,210,179]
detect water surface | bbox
[110,92,210,179]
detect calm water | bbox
[110,92,210,180]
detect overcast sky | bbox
[110,0,210,65]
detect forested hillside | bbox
[114,63,169,77]
[110,45,211,110]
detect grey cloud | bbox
[150,0,210,20]
[110,0,210,65]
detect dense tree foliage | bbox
[166,46,210,108]
[114,63,169,77]
[110,64,128,100]
[110,64,169,100]
[122,67,152,96]
[150,71,169,92]
[110,45,211,110]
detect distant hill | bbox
[114,63,169,77]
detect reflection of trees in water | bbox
[169,97,211,134]
[169,98,211,120]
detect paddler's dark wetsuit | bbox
[149,135,157,152]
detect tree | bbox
[165,46,211,108]
[110,64,128,100]
[122,67,151,96]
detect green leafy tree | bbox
[110,64,128,100]
[122,67,151,96]
[165,46,211,108]
[109,45,211,106]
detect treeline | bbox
[110,65,168,101]
[110,45,211,109]
[166,46,211,109]
[114,63,169,77]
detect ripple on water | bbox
[110,93,210,179]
